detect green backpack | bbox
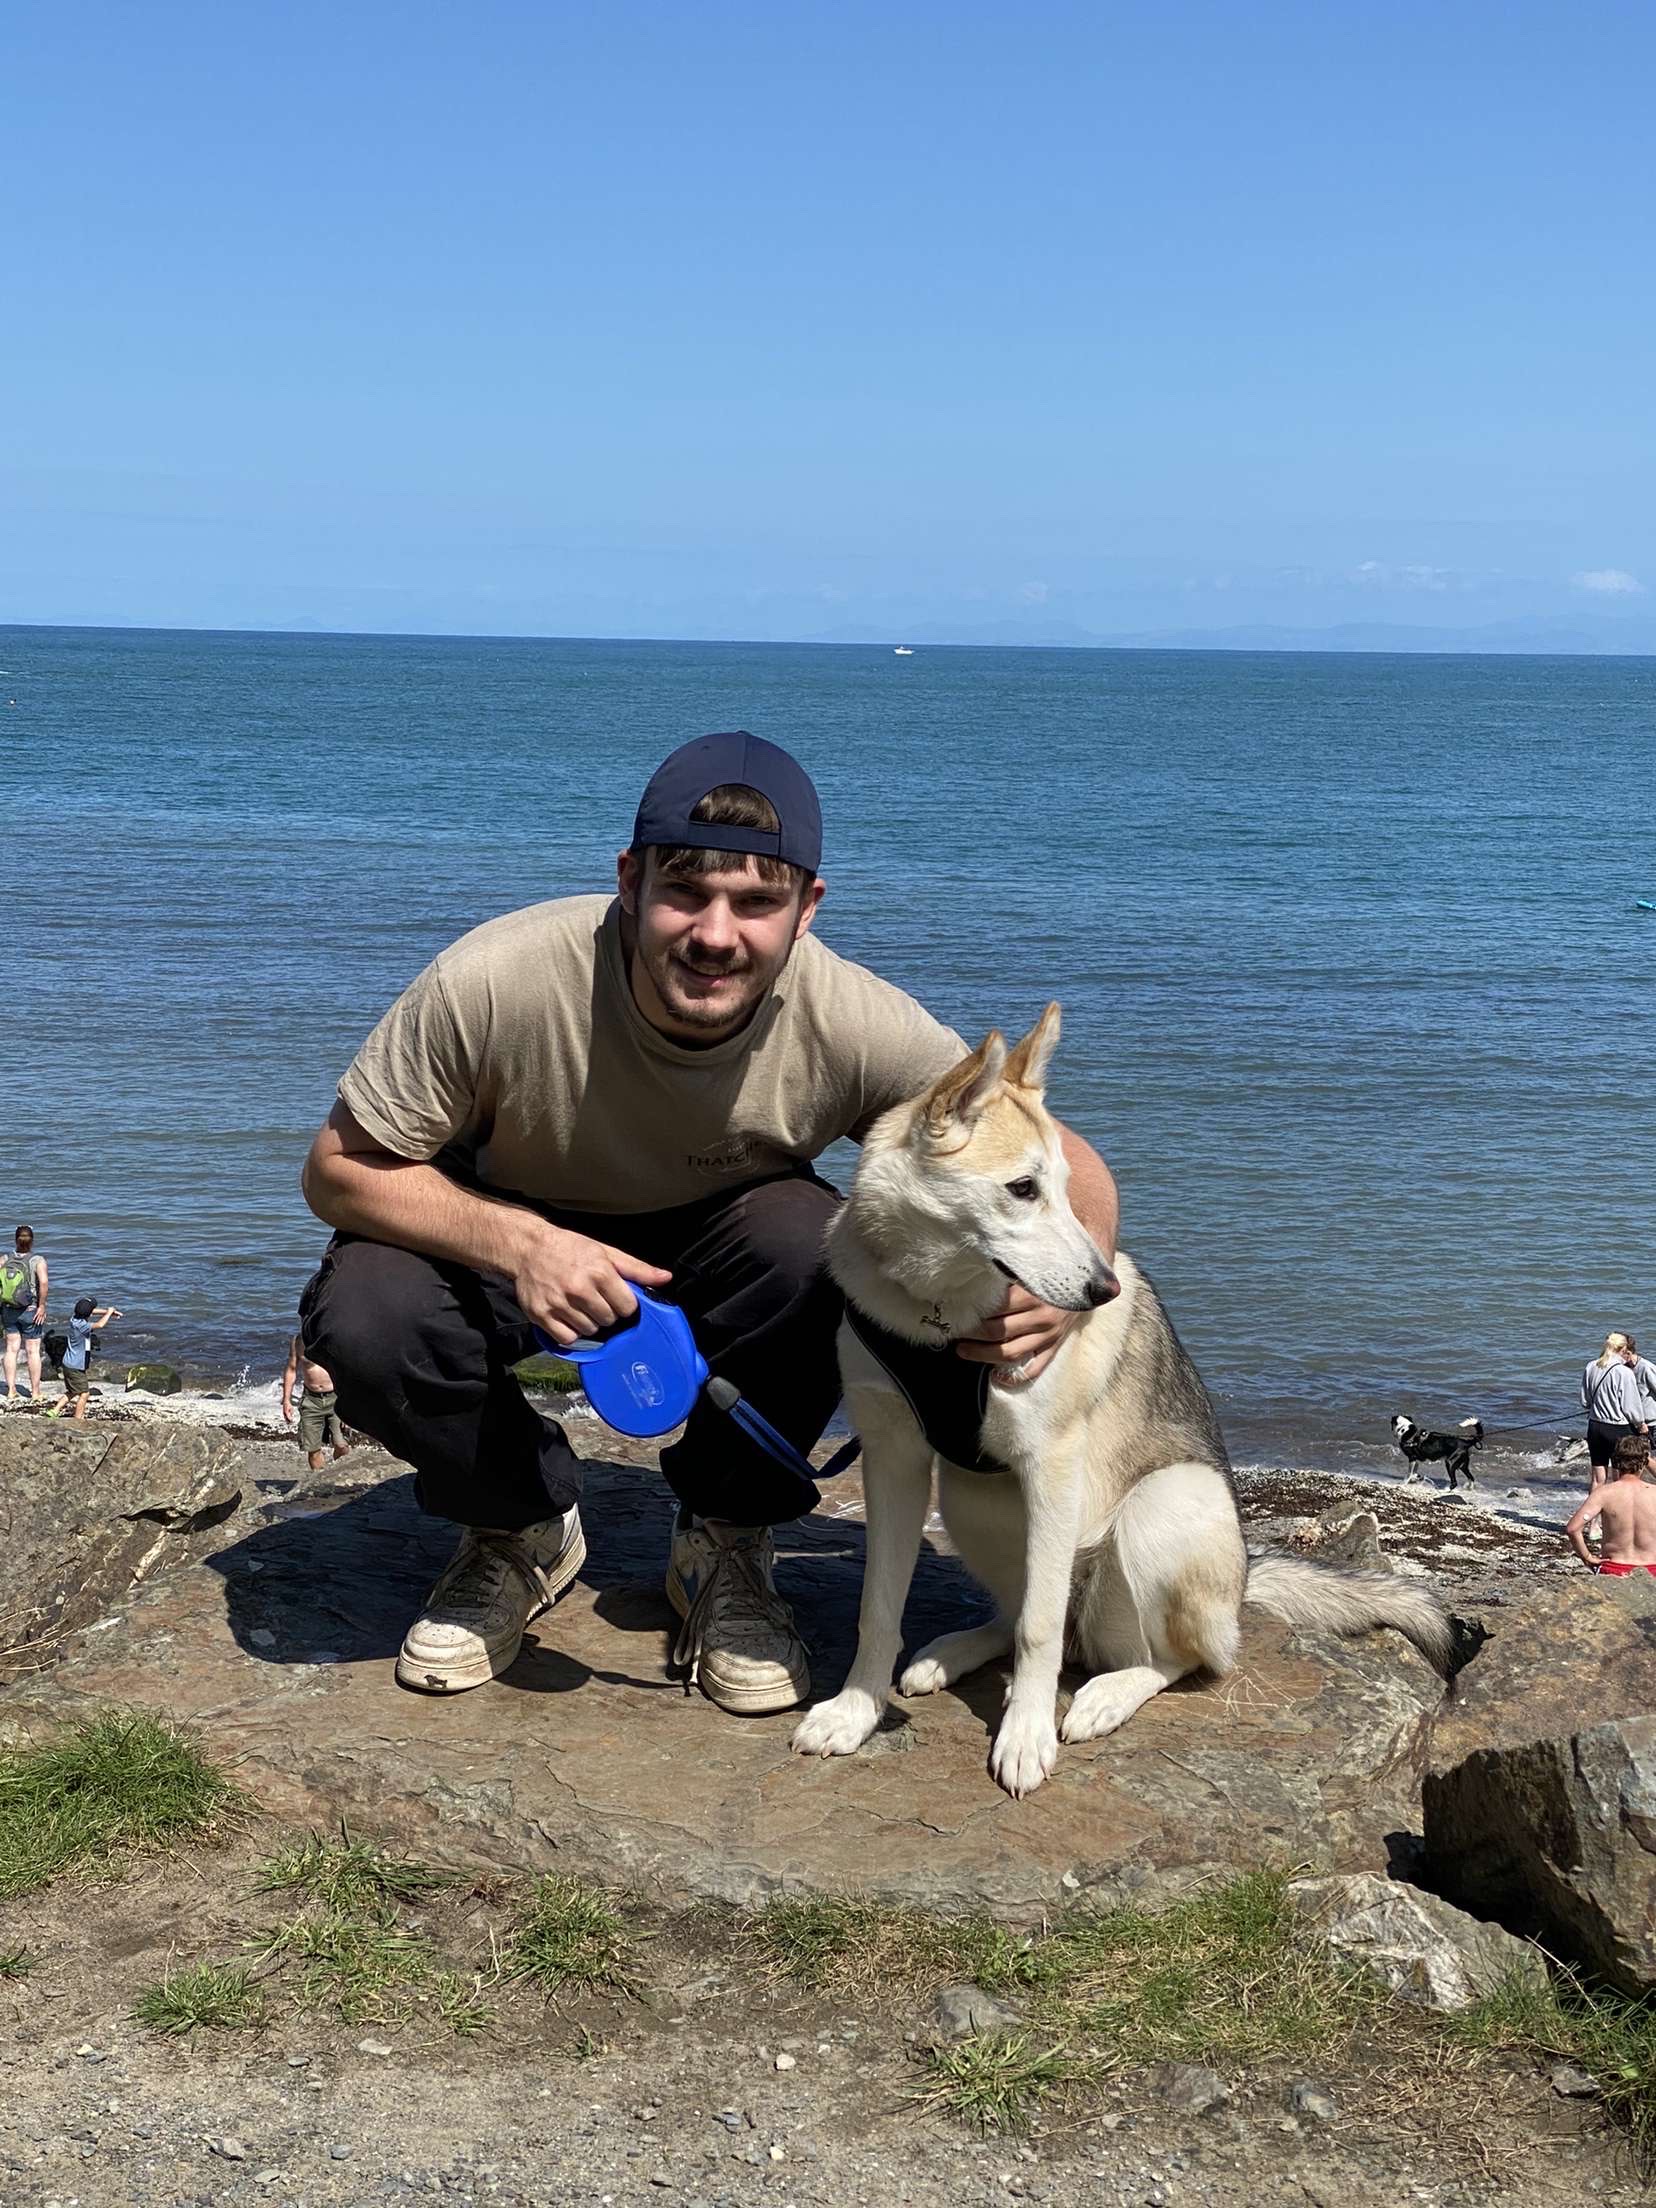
[0,1253,35,1312]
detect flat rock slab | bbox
[2,1429,1446,1913]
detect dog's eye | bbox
[1005,1177,1039,1201]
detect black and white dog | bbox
[1390,1413,1484,1491]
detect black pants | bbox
[1587,1417,1643,1471]
[299,1172,844,1531]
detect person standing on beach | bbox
[299,733,1118,1716]
[1,1225,48,1408]
[281,1331,352,1471]
[1565,1431,1656,1574]
[1580,1332,1650,1490]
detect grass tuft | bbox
[431,1965,496,2038]
[0,1713,239,1899]
[134,1961,267,2035]
[1454,1964,1656,2165]
[758,1871,1383,2100]
[253,1911,435,2025]
[752,1893,1054,2000]
[916,2032,1085,2134]
[1051,1868,1385,2065]
[259,1830,457,1918]
[507,1875,633,1996]
[0,1946,32,1978]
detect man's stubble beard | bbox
[646,942,776,1038]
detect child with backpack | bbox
[48,1296,122,1421]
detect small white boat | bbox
[893,645,914,656]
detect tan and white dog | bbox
[791,1004,1450,1798]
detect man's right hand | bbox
[515,1221,672,1346]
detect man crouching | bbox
[298,732,1119,1716]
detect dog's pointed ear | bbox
[920,1032,1007,1145]
[1003,1001,1061,1094]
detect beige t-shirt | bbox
[339,895,967,1215]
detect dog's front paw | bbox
[791,1689,883,1760]
[898,1653,948,1698]
[989,1708,1058,1798]
[1060,1674,1138,1742]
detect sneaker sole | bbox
[663,1555,811,1716]
[395,1518,587,1695]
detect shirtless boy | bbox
[1566,1432,1656,1575]
[281,1332,352,1471]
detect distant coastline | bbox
[5,615,1656,658]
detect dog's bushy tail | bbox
[1244,1553,1452,1675]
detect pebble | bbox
[773,2053,796,2072]
[329,2144,352,2161]
[357,2038,394,2057]
[1287,2079,1338,2123]
[934,1984,1024,2040]
[1156,2062,1232,2116]
[214,2138,249,2161]
[1551,2062,1600,2098]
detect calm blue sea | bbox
[3,624,1653,1494]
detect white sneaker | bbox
[665,1509,810,1715]
[396,1510,585,1694]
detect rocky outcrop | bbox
[1422,1574,1656,1992]
[0,1425,1449,1912]
[1288,1871,1546,2011]
[0,1422,243,1678]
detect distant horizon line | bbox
[3,613,1655,664]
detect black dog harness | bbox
[843,1303,1011,1474]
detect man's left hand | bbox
[955,1283,1082,1386]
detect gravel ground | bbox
[0,1845,1640,2208]
[0,1411,1633,2204]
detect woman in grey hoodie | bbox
[1582,1332,1650,1489]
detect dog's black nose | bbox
[1084,1269,1120,1307]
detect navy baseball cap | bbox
[632,732,823,875]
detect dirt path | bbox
[0,1833,1640,2208]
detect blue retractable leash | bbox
[536,1288,861,1485]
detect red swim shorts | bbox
[1597,1561,1656,1576]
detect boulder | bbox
[1427,1717,1656,1997]
[1302,1510,1387,1573]
[0,1421,243,1679]
[1287,1871,1546,2011]
[1422,1575,1656,1993]
[125,1362,183,1395]
[1246,1509,1387,1573]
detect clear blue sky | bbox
[8,1,1655,643]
